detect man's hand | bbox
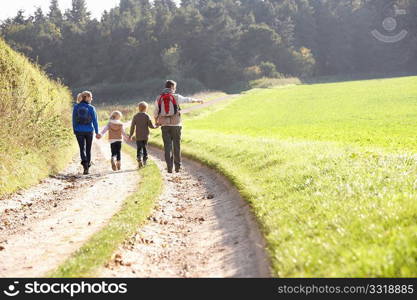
[96,134,102,139]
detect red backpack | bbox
[157,93,180,117]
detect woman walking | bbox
[72,91,100,175]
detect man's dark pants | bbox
[75,132,93,165]
[161,126,182,171]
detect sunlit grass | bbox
[0,39,75,196]
[189,76,417,151]
[151,76,417,277]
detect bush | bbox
[243,66,262,81]
[259,61,280,78]
[225,81,250,94]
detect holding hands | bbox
[96,134,102,140]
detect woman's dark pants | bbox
[75,132,93,166]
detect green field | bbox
[153,76,417,277]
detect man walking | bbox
[154,80,203,173]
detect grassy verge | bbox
[0,38,75,196]
[1,143,78,197]
[152,76,417,277]
[49,145,163,277]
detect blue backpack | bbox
[76,105,92,125]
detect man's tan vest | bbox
[157,113,182,126]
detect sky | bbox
[0,0,120,21]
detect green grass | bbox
[49,145,163,277]
[190,76,417,151]
[0,38,75,196]
[152,75,417,277]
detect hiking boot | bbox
[137,159,143,169]
[143,159,148,166]
[116,161,121,171]
[167,168,173,174]
[82,162,89,175]
[175,166,181,173]
[111,158,117,171]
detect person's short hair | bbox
[110,111,123,120]
[138,101,148,112]
[165,80,177,89]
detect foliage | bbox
[0,38,74,196]
[3,0,414,93]
[259,61,280,78]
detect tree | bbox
[1,0,415,90]
[48,0,63,25]
[239,24,282,66]
[12,10,27,25]
[66,0,90,24]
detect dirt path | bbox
[0,139,138,277]
[101,95,270,277]
[181,94,237,114]
[101,148,270,278]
